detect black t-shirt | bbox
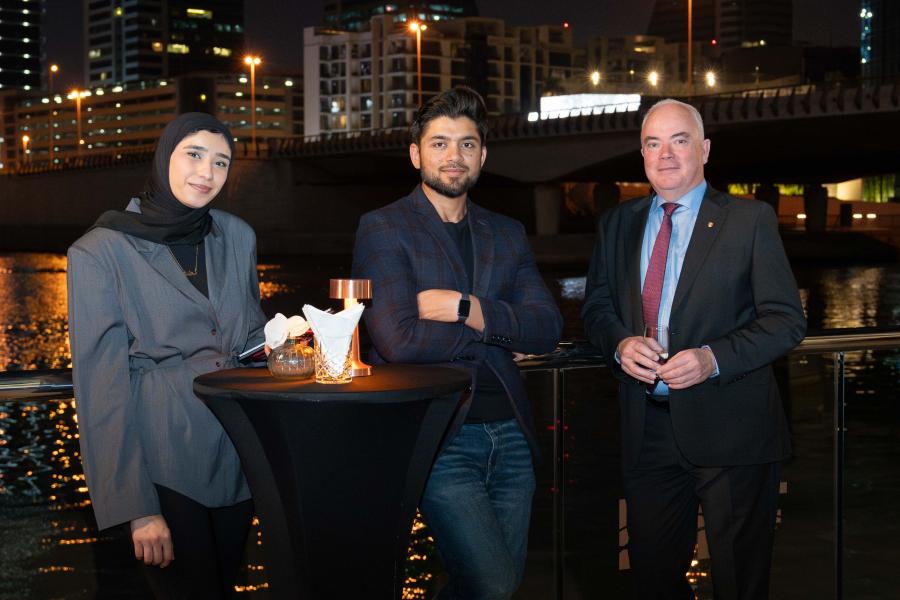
[443,216,514,423]
[169,240,208,297]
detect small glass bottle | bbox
[267,333,315,379]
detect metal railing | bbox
[2,327,899,600]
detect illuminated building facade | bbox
[861,0,900,81]
[84,0,244,86]
[322,0,477,32]
[0,0,44,90]
[304,15,583,135]
[648,0,792,49]
[1,71,301,170]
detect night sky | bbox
[44,0,862,90]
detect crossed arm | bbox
[352,212,562,363]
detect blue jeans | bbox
[420,418,536,600]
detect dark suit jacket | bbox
[352,186,563,456]
[582,187,806,469]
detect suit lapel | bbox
[624,197,652,333]
[670,188,728,317]
[132,237,213,310]
[205,218,231,315]
[408,186,469,291]
[468,202,494,297]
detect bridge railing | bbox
[2,328,899,598]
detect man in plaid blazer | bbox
[352,86,563,599]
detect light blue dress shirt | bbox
[640,180,713,395]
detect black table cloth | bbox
[194,363,469,599]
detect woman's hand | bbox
[130,514,174,568]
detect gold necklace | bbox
[168,244,199,277]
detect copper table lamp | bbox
[329,278,372,377]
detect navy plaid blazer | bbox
[351,185,563,456]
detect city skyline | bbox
[41,0,862,90]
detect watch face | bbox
[458,298,471,319]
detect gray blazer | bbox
[67,201,266,530]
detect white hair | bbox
[641,98,705,140]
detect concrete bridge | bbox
[2,81,897,256]
[262,79,899,185]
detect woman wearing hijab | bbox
[67,113,265,598]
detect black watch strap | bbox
[457,293,471,323]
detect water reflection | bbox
[0,254,70,371]
[1,253,899,599]
[558,262,900,335]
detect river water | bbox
[1,252,898,599]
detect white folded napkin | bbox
[302,303,365,374]
[264,313,310,349]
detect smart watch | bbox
[457,293,471,323]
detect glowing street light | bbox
[648,71,660,87]
[22,134,31,165]
[67,89,91,155]
[705,70,716,88]
[243,55,261,151]
[409,21,428,107]
[590,71,601,86]
[49,64,59,165]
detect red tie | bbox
[642,202,680,327]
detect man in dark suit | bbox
[582,99,806,599]
[352,87,563,599]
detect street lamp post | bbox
[409,21,427,107]
[243,55,261,153]
[687,0,694,98]
[68,89,90,155]
[48,64,59,166]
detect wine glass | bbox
[643,324,669,392]
[643,324,669,364]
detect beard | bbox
[421,165,480,199]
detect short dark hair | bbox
[409,86,489,145]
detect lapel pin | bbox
[707,221,714,228]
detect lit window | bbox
[186,8,213,19]
[152,41,163,52]
[114,7,123,17]
[212,47,232,57]
[89,48,102,59]
[167,43,190,54]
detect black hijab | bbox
[92,112,235,245]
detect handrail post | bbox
[551,367,565,599]
[833,351,846,600]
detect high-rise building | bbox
[84,0,244,86]
[0,0,44,90]
[2,71,301,171]
[647,0,717,44]
[718,0,792,49]
[861,0,900,80]
[303,14,583,136]
[322,0,477,32]
[647,0,792,49]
